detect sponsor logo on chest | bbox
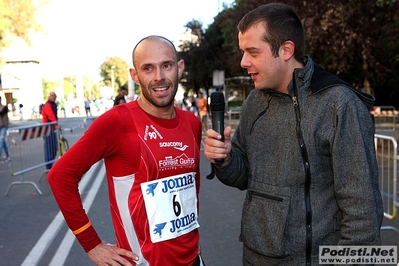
[158,154,195,170]
[141,124,195,170]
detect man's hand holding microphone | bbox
[203,92,232,167]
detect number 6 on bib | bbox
[140,172,200,243]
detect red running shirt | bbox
[48,101,202,265]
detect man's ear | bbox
[177,59,185,78]
[129,68,139,83]
[280,41,295,61]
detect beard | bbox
[137,76,179,108]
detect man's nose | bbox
[240,53,251,69]
[154,67,164,81]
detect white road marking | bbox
[21,161,103,266]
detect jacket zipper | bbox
[252,88,312,264]
[292,96,298,107]
[291,92,313,266]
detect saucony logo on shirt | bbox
[173,145,189,151]
[159,141,189,151]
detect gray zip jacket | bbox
[214,56,383,265]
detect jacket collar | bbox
[302,56,375,110]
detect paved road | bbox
[0,117,398,265]
[0,117,245,266]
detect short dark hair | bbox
[237,3,305,62]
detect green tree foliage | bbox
[181,0,399,107]
[42,78,57,102]
[99,56,129,95]
[85,78,100,100]
[179,20,206,94]
[289,0,399,98]
[63,76,75,99]
[42,75,100,102]
[179,13,245,96]
[0,0,46,49]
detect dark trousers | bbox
[193,254,205,266]
[44,131,57,169]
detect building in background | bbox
[0,37,44,120]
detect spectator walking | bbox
[18,103,23,120]
[197,91,207,133]
[189,95,199,117]
[181,91,190,111]
[84,98,92,116]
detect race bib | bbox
[140,172,199,243]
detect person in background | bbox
[197,91,207,133]
[42,91,59,169]
[113,95,125,106]
[18,103,23,120]
[59,99,66,118]
[84,98,92,116]
[203,3,383,265]
[189,95,199,117]
[113,87,128,106]
[0,96,10,162]
[93,98,100,113]
[48,35,205,266]
[181,91,190,111]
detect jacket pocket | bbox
[240,183,291,258]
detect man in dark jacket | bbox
[204,3,383,265]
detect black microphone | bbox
[210,91,225,164]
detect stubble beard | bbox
[139,76,178,108]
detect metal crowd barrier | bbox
[227,108,241,127]
[83,117,96,130]
[4,118,98,196]
[374,134,399,235]
[371,106,398,131]
[5,122,59,196]
[58,117,96,133]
